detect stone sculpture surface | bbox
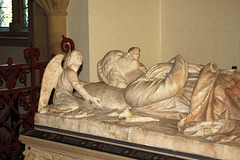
[97,50,240,143]
[38,50,101,118]
[38,49,240,144]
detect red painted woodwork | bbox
[0,36,75,160]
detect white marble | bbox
[35,112,240,160]
[36,50,240,160]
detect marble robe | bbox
[125,56,240,143]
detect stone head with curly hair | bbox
[97,50,144,89]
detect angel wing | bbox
[38,54,65,112]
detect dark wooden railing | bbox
[0,36,75,160]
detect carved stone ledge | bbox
[33,112,240,160]
[20,129,133,160]
[23,147,76,160]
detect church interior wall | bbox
[87,0,161,82]
[160,0,240,70]
[68,0,160,82]
[0,2,48,64]
[67,0,90,82]
[1,0,240,81]
[0,46,26,64]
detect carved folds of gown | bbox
[124,56,201,119]
[125,57,240,143]
[178,63,240,143]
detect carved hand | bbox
[90,96,103,109]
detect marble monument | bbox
[22,49,240,159]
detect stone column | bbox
[46,12,67,57]
[34,0,70,58]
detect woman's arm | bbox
[163,55,188,97]
[125,55,188,107]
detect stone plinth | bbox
[20,131,133,160]
[31,112,240,160]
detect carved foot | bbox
[118,106,136,120]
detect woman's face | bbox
[111,51,139,75]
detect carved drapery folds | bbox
[34,0,70,58]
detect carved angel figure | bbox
[38,50,101,117]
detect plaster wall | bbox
[0,47,26,64]
[160,0,240,69]
[67,0,240,82]
[67,0,90,81]
[1,1,240,74]
[87,0,160,82]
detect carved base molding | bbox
[20,132,133,160]
[31,113,240,160]
[23,147,77,160]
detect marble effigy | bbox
[32,49,240,159]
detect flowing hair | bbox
[97,50,128,88]
[63,50,83,69]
